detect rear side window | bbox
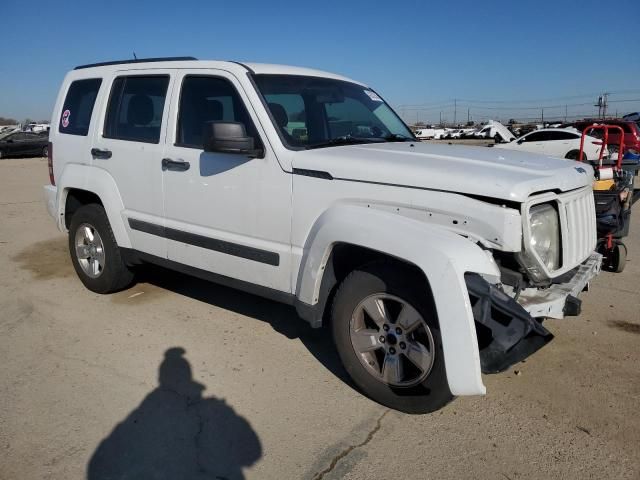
[104,76,169,144]
[59,78,102,136]
[546,131,578,141]
[176,76,261,149]
[523,131,547,142]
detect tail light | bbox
[47,142,55,186]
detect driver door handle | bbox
[162,158,191,171]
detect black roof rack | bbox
[74,56,197,70]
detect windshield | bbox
[253,74,415,149]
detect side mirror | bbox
[203,121,263,157]
[517,139,524,144]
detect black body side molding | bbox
[128,218,279,266]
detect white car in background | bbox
[415,127,446,140]
[474,121,516,143]
[433,128,447,139]
[446,129,463,139]
[494,127,604,161]
[415,127,435,139]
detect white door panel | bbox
[91,70,174,258]
[162,69,292,293]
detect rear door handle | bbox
[162,158,190,171]
[91,148,112,159]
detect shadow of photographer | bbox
[87,347,261,480]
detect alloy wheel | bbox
[74,223,106,278]
[349,293,435,387]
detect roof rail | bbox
[74,56,197,70]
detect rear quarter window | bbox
[103,75,169,144]
[59,78,102,136]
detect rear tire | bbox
[331,262,452,414]
[68,204,134,293]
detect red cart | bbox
[579,124,637,272]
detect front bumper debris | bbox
[516,252,602,319]
[466,273,553,374]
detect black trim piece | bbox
[128,218,280,266]
[128,218,164,237]
[227,61,256,74]
[465,273,553,374]
[74,57,197,70]
[292,168,333,180]
[121,248,294,306]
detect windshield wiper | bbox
[305,136,383,150]
[383,133,416,142]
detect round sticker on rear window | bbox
[61,109,71,128]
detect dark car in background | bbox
[0,131,49,159]
[569,119,640,153]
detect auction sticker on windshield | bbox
[364,90,383,102]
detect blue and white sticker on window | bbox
[364,89,383,102]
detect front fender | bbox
[296,204,501,396]
[56,163,131,248]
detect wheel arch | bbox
[294,204,501,396]
[565,149,587,161]
[57,164,131,248]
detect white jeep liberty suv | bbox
[44,57,600,413]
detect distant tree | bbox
[415,121,426,127]
[465,121,475,127]
[0,116,18,125]
[23,118,34,126]
[508,118,517,125]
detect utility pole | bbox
[564,105,567,122]
[453,99,457,126]
[541,108,544,124]
[595,94,609,119]
[467,108,470,124]
[439,111,442,126]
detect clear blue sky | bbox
[2,0,639,124]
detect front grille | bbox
[561,188,597,268]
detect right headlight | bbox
[529,203,561,271]
[517,202,561,282]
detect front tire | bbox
[331,262,452,414]
[68,204,134,293]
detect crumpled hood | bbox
[291,142,594,202]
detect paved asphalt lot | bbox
[1,157,639,479]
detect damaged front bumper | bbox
[465,252,601,374]
[515,252,602,319]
